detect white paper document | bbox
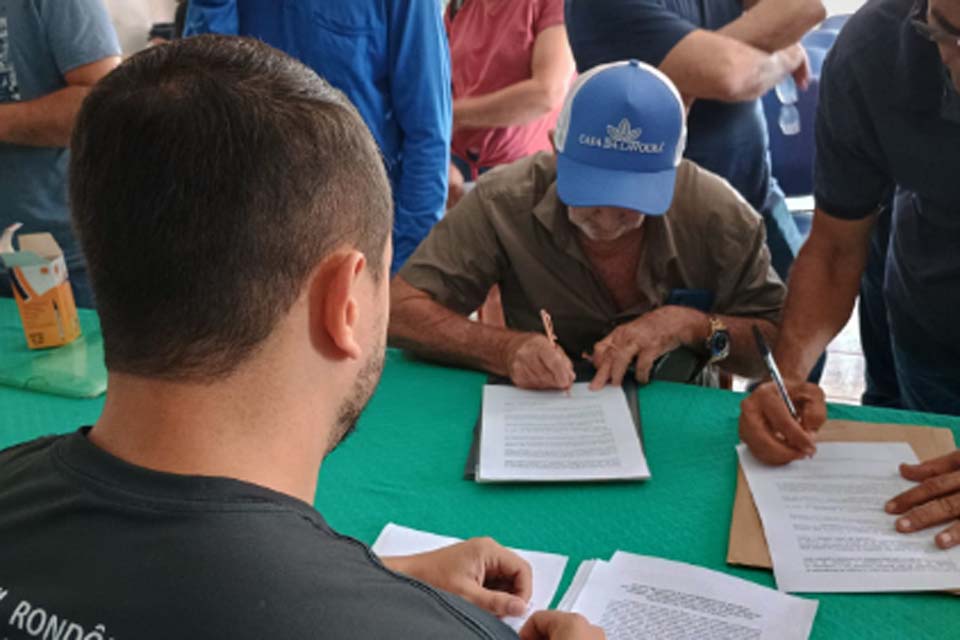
[478,383,649,482]
[559,552,818,640]
[738,442,960,592]
[371,523,568,630]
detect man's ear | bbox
[307,251,367,361]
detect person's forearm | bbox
[774,234,867,382]
[389,278,530,376]
[0,86,91,147]
[720,316,778,378]
[454,79,564,130]
[661,33,800,103]
[659,305,777,378]
[720,0,826,52]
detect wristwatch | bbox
[705,316,730,364]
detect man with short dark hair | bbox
[0,36,602,640]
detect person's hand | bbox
[738,380,827,465]
[383,537,533,618]
[504,333,576,390]
[885,450,960,549]
[448,162,466,210]
[776,43,810,91]
[519,611,606,640]
[789,43,811,91]
[588,308,685,389]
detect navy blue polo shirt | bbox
[565,0,775,214]
[814,0,960,370]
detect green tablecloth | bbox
[0,298,106,398]
[1,306,958,638]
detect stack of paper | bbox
[559,552,818,639]
[478,383,649,482]
[738,442,960,593]
[372,524,818,638]
[371,523,568,630]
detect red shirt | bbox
[446,0,566,172]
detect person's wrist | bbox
[776,356,808,385]
[658,305,709,349]
[499,331,534,376]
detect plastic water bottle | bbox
[775,77,800,136]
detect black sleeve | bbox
[813,41,893,219]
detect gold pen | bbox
[540,309,571,396]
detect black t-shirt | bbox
[0,429,518,639]
[813,0,960,372]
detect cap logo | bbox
[578,117,665,154]
[607,118,642,143]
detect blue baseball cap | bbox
[555,60,687,216]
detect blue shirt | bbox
[565,0,775,214]
[814,0,960,372]
[184,0,452,273]
[0,0,120,270]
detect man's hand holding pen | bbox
[500,310,575,391]
[739,327,828,465]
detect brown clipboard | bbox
[727,419,957,569]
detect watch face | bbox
[711,331,730,360]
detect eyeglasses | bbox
[912,18,960,47]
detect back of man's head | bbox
[70,35,392,381]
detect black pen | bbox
[752,325,799,420]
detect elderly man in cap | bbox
[390,60,785,390]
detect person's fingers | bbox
[792,383,827,432]
[739,395,806,466]
[518,611,551,640]
[514,361,555,390]
[519,611,596,640]
[756,383,817,455]
[460,580,528,618]
[800,53,812,89]
[554,347,577,389]
[592,338,612,363]
[934,520,960,550]
[607,347,635,387]
[885,470,960,515]
[477,538,533,603]
[899,451,960,482]
[893,491,960,534]
[538,346,575,390]
[510,338,562,390]
[633,351,657,385]
[590,356,613,391]
[793,62,810,91]
[739,413,805,465]
[444,538,530,618]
